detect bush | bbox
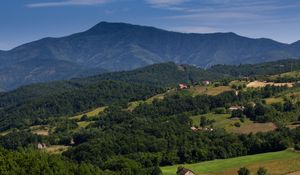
[80,115,89,121]
[214,107,227,114]
[231,109,244,118]
[238,167,250,175]
[234,122,241,127]
[295,143,300,150]
[257,167,267,175]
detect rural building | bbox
[191,126,200,131]
[37,143,47,149]
[177,167,196,175]
[229,105,245,111]
[203,80,210,85]
[179,83,188,89]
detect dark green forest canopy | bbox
[0,147,113,175]
[209,59,300,77]
[0,78,300,174]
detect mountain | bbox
[1,21,300,90]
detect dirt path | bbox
[286,171,300,175]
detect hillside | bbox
[161,150,300,175]
[1,22,300,90]
[0,62,222,131]
[1,61,300,174]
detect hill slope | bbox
[0,62,222,131]
[1,22,300,90]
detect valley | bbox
[1,60,300,174]
[2,2,300,175]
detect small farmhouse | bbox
[37,143,47,149]
[179,83,188,89]
[229,105,245,111]
[177,167,196,175]
[203,80,210,85]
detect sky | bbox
[1,0,300,50]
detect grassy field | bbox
[190,113,230,127]
[44,145,69,154]
[246,81,293,88]
[187,85,233,96]
[161,150,300,175]
[232,122,276,134]
[265,97,284,104]
[69,106,106,120]
[77,121,93,128]
[270,70,300,80]
[190,113,277,134]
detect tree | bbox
[200,116,207,127]
[283,100,294,112]
[231,109,244,118]
[80,114,89,121]
[257,167,267,175]
[238,167,250,175]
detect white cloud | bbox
[27,0,109,8]
[171,26,221,33]
[146,0,190,6]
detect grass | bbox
[232,122,276,134]
[190,113,230,127]
[77,121,93,128]
[44,145,69,154]
[190,113,277,134]
[265,97,284,104]
[128,90,171,111]
[270,70,300,80]
[161,150,300,175]
[30,125,49,136]
[69,106,106,120]
[0,129,12,136]
[188,85,233,96]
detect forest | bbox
[1,60,300,174]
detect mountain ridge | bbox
[0,21,299,90]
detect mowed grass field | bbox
[187,85,233,96]
[190,113,276,134]
[69,106,106,120]
[161,150,300,175]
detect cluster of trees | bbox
[59,106,299,173]
[0,147,112,175]
[238,167,267,175]
[209,59,300,77]
[0,80,163,131]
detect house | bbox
[203,80,210,85]
[229,105,245,111]
[37,143,47,149]
[179,83,188,89]
[177,167,196,175]
[190,126,198,131]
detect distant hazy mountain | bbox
[0,21,299,90]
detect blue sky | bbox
[1,0,300,50]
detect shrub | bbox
[257,167,267,175]
[234,122,241,127]
[238,167,250,175]
[80,115,89,121]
